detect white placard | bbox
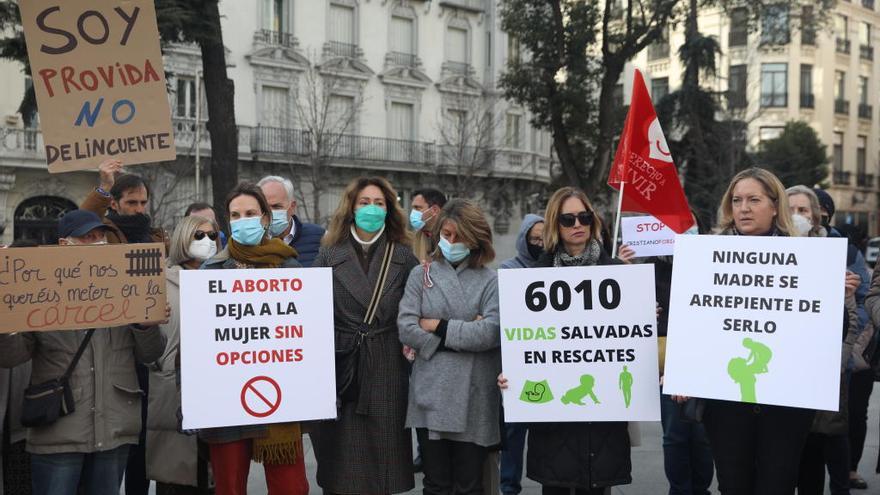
[180,268,337,429]
[621,215,676,257]
[499,265,660,422]
[663,235,846,411]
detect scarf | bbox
[229,237,301,464]
[107,212,153,243]
[227,238,298,268]
[553,239,602,267]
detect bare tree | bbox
[290,55,363,224]
[132,156,196,231]
[432,95,500,199]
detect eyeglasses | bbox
[558,211,593,228]
[527,236,544,245]
[194,230,218,241]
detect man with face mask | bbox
[257,176,325,267]
[410,188,447,262]
[80,159,168,495]
[0,210,166,495]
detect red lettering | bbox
[143,59,160,82]
[39,68,58,97]
[61,66,82,94]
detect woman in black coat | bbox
[500,186,631,495]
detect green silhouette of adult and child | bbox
[728,337,773,403]
[519,366,634,408]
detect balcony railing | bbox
[834,170,852,185]
[835,99,851,114]
[328,41,357,58]
[728,92,747,109]
[801,29,817,46]
[254,29,297,48]
[729,30,748,47]
[800,93,815,108]
[445,61,472,76]
[859,103,873,119]
[858,172,875,187]
[388,51,417,67]
[864,0,875,9]
[837,38,852,54]
[861,44,874,60]
[438,0,484,12]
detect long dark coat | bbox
[311,233,418,494]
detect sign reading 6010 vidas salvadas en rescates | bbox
[499,264,660,422]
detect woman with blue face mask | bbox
[398,199,501,495]
[200,183,308,495]
[311,177,419,495]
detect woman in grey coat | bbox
[312,177,419,494]
[398,199,501,495]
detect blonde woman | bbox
[147,215,220,493]
[312,177,419,494]
[398,199,500,494]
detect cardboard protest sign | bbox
[499,265,660,422]
[621,215,677,257]
[180,269,337,429]
[663,235,847,411]
[0,243,166,332]
[19,0,176,173]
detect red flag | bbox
[607,69,694,233]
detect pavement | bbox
[141,381,880,494]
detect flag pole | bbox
[611,180,625,259]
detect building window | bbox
[729,8,748,47]
[860,22,874,59]
[760,4,790,45]
[651,77,669,102]
[446,26,469,73]
[759,127,784,142]
[801,6,816,45]
[837,15,851,53]
[859,76,869,104]
[857,135,867,176]
[648,29,670,60]
[329,3,356,56]
[760,63,787,107]
[390,15,415,66]
[729,64,747,109]
[388,102,415,140]
[799,64,813,108]
[260,85,291,127]
[506,113,522,149]
[507,34,521,64]
[175,77,197,119]
[833,132,844,174]
[263,0,287,33]
[835,70,847,101]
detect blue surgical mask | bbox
[354,204,387,233]
[438,237,470,263]
[683,225,699,235]
[230,217,266,246]
[269,210,291,237]
[409,209,427,231]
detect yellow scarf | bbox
[228,237,302,463]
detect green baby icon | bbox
[561,374,601,406]
[728,338,773,403]
[519,379,554,404]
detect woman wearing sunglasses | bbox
[146,214,221,492]
[500,187,631,494]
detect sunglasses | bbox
[558,211,593,228]
[194,230,218,241]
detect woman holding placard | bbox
[200,183,307,495]
[697,168,853,494]
[311,177,419,494]
[147,214,221,493]
[501,186,631,495]
[398,199,501,495]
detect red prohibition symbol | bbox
[240,376,282,418]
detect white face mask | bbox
[64,237,107,246]
[189,237,218,261]
[792,214,812,236]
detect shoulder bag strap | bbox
[363,242,395,326]
[61,328,95,382]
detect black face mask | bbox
[527,242,544,260]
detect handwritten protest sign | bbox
[663,235,846,411]
[621,215,677,257]
[180,269,337,429]
[19,0,176,173]
[499,265,660,422]
[0,244,166,333]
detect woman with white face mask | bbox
[146,214,221,492]
[785,185,827,238]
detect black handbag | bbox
[21,329,94,428]
[335,242,395,406]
